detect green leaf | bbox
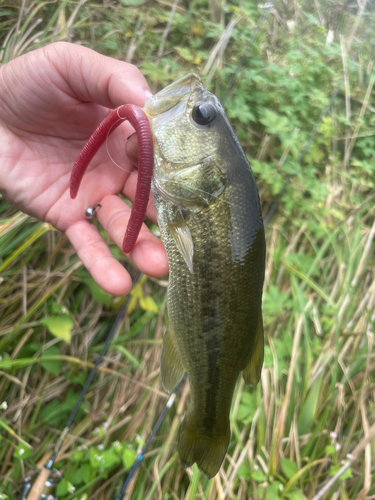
[286,490,306,500]
[122,446,136,469]
[114,345,142,368]
[281,457,299,479]
[266,481,283,500]
[56,478,69,496]
[251,468,266,482]
[13,442,33,460]
[263,285,292,318]
[227,93,256,124]
[100,449,122,469]
[329,463,352,480]
[40,346,62,375]
[298,373,324,434]
[40,314,73,343]
[84,277,113,305]
[71,448,86,463]
[56,479,75,496]
[325,444,336,456]
[175,46,194,62]
[140,295,159,313]
[236,391,257,422]
[260,109,291,136]
[127,276,159,315]
[237,463,251,480]
[81,463,95,484]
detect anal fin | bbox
[160,329,186,392]
[242,315,264,386]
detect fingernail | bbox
[145,90,153,98]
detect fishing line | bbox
[105,112,134,174]
[167,180,237,208]
[24,271,142,500]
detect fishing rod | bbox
[114,373,187,500]
[23,271,142,500]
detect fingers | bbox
[43,42,152,109]
[66,220,133,296]
[122,170,158,224]
[97,195,168,277]
[65,195,168,296]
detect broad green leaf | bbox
[84,277,113,305]
[266,481,283,500]
[127,276,159,314]
[325,444,336,456]
[329,463,352,480]
[100,449,121,469]
[140,295,159,313]
[281,457,299,479]
[81,463,95,484]
[40,346,62,375]
[286,490,305,500]
[237,463,251,480]
[175,46,194,62]
[13,443,32,460]
[237,391,257,422]
[40,314,73,343]
[123,447,136,470]
[251,468,266,482]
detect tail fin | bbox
[178,413,230,478]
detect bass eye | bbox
[192,102,216,126]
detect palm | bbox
[0,43,168,294]
[4,103,131,230]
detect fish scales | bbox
[144,74,265,478]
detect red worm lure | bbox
[70,104,154,253]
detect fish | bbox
[143,74,266,478]
[70,73,266,478]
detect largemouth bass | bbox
[144,74,266,478]
[70,73,265,479]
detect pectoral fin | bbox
[168,213,194,274]
[160,329,186,393]
[242,315,264,386]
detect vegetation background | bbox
[0,0,374,499]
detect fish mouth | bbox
[144,73,203,118]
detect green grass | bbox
[1,1,375,499]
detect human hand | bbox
[0,42,168,295]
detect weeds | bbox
[0,1,374,499]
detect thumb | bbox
[43,41,152,108]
